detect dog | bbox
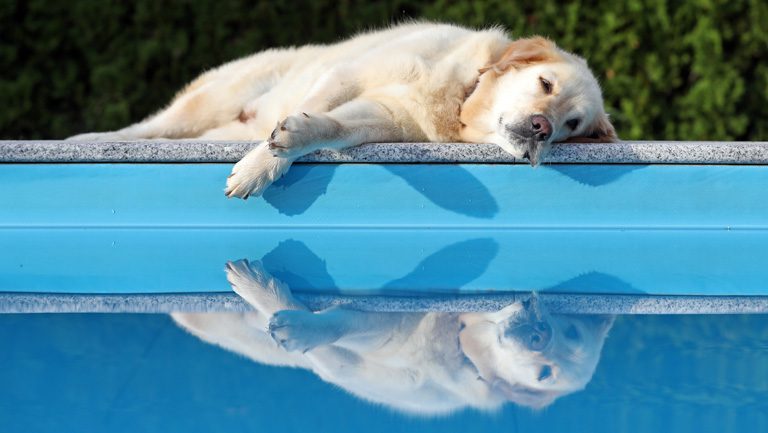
[172,260,614,414]
[68,22,616,199]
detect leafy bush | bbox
[1,0,765,140]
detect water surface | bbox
[2,313,765,433]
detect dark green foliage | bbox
[1,0,766,140]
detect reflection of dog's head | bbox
[461,37,617,166]
[459,298,614,409]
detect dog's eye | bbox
[566,118,580,130]
[538,365,553,381]
[539,77,552,94]
[564,324,580,341]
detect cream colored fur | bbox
[69,22,615,199]
[172,260,614,414]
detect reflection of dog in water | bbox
[172,260,614,414]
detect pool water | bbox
[2,313,766,433]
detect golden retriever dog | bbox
[172,260,614,414]
[69,22,616,199]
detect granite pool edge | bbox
[2,140,768,164]
[2,293,768,314]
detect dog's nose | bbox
[530,115,552,141]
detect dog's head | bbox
[461,37,617,165]
[459,298,614,409]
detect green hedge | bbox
[1,0,766,140]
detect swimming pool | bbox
[1,140,767,432]
[2,313,766,433]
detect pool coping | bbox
[3,293,768,314]
[2,140,768,164]
[3,140,768,314]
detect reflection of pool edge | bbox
[3,292,768,314]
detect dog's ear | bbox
[479,37,559,74]
[563,113,618,143]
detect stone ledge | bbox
[1,140,768,164]
[2,293,767,314]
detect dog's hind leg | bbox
[68,79,268,141]
[171,312,311,368]
[68,49,299,141]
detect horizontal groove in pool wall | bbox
[2,140,768,164]
[1,224,768,230]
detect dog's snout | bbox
[528,321,552,351]
[505,320,552,352]
[530,115,552,141]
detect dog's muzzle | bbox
[504,297,552,351]
[505,115,553,166]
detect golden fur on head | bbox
[462,33,617,161]
[479,37,562,75]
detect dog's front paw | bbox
[268,310,343,353]
[225,142,293,199]
[267,112,336,158]
[225,259,274,297]
[267,113,312,158]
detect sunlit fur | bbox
[459,303,614,409]
[172,260,614,415]
[69,22,616,198]
[461,37,617,164]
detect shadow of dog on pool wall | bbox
[172,260,614,414]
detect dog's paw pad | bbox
[224,168,264,199]
[224,143,292,200]
[267,114,318,158]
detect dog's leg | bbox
[294,64,361,113]
[68,80,264,141]
[170,258,321,368]
[269,307,422,354]
[267,307,351,353]
[171,312,311,369]
[225,98,418,199]
[224,142,293,199]
[225,259,308,315]
[68,49,297,141]
[302,345,367,383]
[266,98,410,158]
[301,345,422,396]
[225,258,416,353]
